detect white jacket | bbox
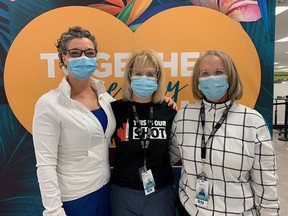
[33,77,116,216]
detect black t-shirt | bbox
[111,100,177,190]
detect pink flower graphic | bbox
[191,0,261,22]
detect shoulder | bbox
[158,101,177,111]
[33,89,61,121]
[154,101,177,118]
[232,103,267,126]
[111,99,130,111]
[173,102,201,122]
[35,88,60,109]
[177,102,201,114]
[111,99,126,106]
[232,103,263,118]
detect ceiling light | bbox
[275,6,288,15]
[276,37,288,42]
[274,62,280,64]
[275,66,286,68]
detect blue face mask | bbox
[198,75,229,101]
[131,76,158,99]
[67,56,97,80]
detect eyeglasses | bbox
[66,49,97,58]
[199,69,226,77]
[130,68,159,79]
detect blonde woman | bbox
[170,50,280,215]
[110,50,177,216]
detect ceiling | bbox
[275,0,288,72]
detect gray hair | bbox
[56,26,97,68]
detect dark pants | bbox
[111,184,176,216]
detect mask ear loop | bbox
[61,65,69,75]
[61,55,69,75]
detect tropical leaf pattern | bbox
[0,104,43,215]
[0,0,273,215]
[0,0,10,85]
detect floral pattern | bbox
[191,0,261,22]
[89,0,152,25]
[89,0,262,30]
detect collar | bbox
[59,76,107,98]
[202,98,232,112]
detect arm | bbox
[169,116,181,165]
[32,97,66,216]
[251,119,280,215]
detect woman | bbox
[110,50,177,216]
[169,50,280,215]
[32,26,116,216]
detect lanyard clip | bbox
[199,172,206,180]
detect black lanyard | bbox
[200,102,232,159]
[132,105,153,167]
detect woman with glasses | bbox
[169,50,280,215]
[32,26,116,216]
[110,50,177,216]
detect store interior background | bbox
[274,0,288,125]
[274,1,288,215]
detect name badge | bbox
[141,169,156,195]
[195,177,209,207]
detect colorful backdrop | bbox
[0,0,275,215]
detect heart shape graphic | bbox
[4,6,260,133]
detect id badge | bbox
[195,176,209,207]
[141,169,156,195]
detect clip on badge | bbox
[142,169,155,195]
[195,173,209,207]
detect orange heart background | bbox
[4,6,260,133]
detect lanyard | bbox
[200,102,232,159]
[132,105,153,167]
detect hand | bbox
[164,97,178,111]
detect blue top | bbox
[91,107,108,132]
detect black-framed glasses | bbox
[66,49,97,58]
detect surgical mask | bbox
[198,75,229,101]
[67,56,97,80]
[131,76,158,99]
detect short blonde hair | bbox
[192,50,243,101]
[122,50,165,104]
